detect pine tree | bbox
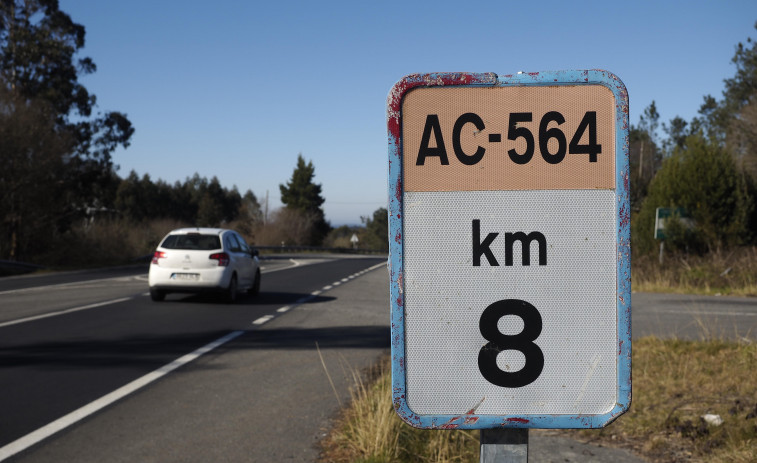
[279,154,330,245]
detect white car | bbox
[148,228,260,302]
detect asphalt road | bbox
[0,255,387,461]
[633,291,757,341]
[0,259,754,462]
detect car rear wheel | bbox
[225,274,238,303]
[150,288,165,302]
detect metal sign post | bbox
[387,71,631,451]
[480,429,528,462]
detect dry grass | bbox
[253,208,321,246]
[320,338,757,463]
[575,337,757,463]
[632,247,757,296]
[320,358,478,463]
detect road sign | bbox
[387,71,631,429]
[654,207,694,240]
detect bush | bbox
[253,208,322,246]
[36,218,186,269]
[633,133,756,254]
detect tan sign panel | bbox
[402,85,615,191]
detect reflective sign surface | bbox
[388,71,631,429]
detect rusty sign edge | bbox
[387,70,631,429]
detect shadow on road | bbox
[232,325,389,350]
[0,325,389,371]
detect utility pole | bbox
[264,190,269,224]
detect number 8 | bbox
[478,299,544,388]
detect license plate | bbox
[172,273,199,281]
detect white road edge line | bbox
[0,330,245,462]
[656,309,757,317]
[0,298,133,329]
[260,258,302,274]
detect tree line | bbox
[1,1,133,262]
[0,1,387,267]
[114,171,262,231]
[3,0,755,265]
[629,23,757,256]
[110,155,388,254]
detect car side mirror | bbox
[252,249,259,257]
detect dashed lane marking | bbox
[250,261,386,327]
[252,315,275,325]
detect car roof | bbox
[166,227,230,236]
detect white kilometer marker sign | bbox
[388,71,631,430]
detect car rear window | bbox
[160,234,221,250]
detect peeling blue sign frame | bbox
[387,70,631,429]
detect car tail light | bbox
[210,252,230,266]
[151,251,166,264]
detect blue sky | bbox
[59,0,757,226]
